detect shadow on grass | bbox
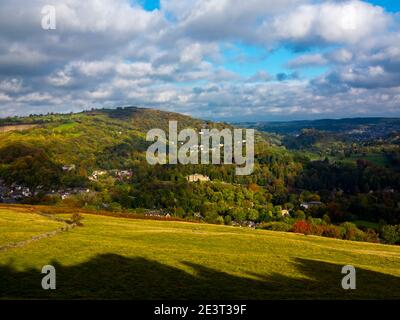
[1,254,399,299]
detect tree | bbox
[247,209,259,221]
[174,207,185,218]
[229,208,246,223]
[381,225,400,244]
[224,215,232,225]
[294,210,306,220]
[322,214,331,225]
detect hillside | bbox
[0,106,250,190]
[0,106,222,172]
[1,107,400,244]
[238,117,400,136]
[0,205,399,299]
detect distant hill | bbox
[237,117,400,136]
[0,107,230,189]
[0,106,220,132]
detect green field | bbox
[354,220,380,230]
[0,207,64,246]
[310,153,391,167]
[1,205,400,299]
[341,153,391,167]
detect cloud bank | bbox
[0,0,399,120]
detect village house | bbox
[243,221,256,228]
[62,164,76,172]
[61,193,70,200]
[60,187,90,200]
[89,170,108,181]
[112,170,133,181]
[0,179,37,203]
[186,174,210,182]
[22,187,31,197]
[194,212,203,219]
[144,209,169,218]
[300,201,323,210]
[281,209,290,217]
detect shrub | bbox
[354,228,367,242]
[204,212,221,224]
[294,210,305,220]
[260,222,292,232]
[224,215,232,225]
[71,212,84,226]
[216,216,225,225]
[363,229,380,243]
[311,224,324,236]
[381,225,400,244]
[259,210,273,222]
[61,196,81,208]
[309,217,324,226]
[247,209,259,221]
[229,208,247,223]
[340,222,359,241]
[292,220,312,235]
[322,214,331,225]
[108,202,122,212]
[321,225,341,238]
[174,207,185,218]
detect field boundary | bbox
[0,210,77,253]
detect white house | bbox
[186,174,210,182]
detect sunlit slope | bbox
[0,206,399,299]
[0,207,64,246]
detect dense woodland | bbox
[1,107,400,244]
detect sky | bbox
[0,0,399,121]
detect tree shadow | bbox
[0,254,399,299]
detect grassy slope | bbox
[0,207,64,246]
[0,205,400,299]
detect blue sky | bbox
[136,0,335,81]
[0,0,399,121]
[138,0,160,11]
[223,44,330,80]
[367,0,400,12]
[138,0,400,13]
[135,0,398,83]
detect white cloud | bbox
[73,61,116,77]
[264,0,391,45]
[16,92,54,103]
[0,0,399,120]
[48,71,73,87]
[0,78,23,92]
[287,54,327,68]
[327,49,354,64]
[0,93,12,102]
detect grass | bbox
[0,124,38,133]
[325,153,391,167]
[52,122,78,132]
[0,205,400,299]
[0,207,64,246]
[346,153,390,167]
[354,220,380,230]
